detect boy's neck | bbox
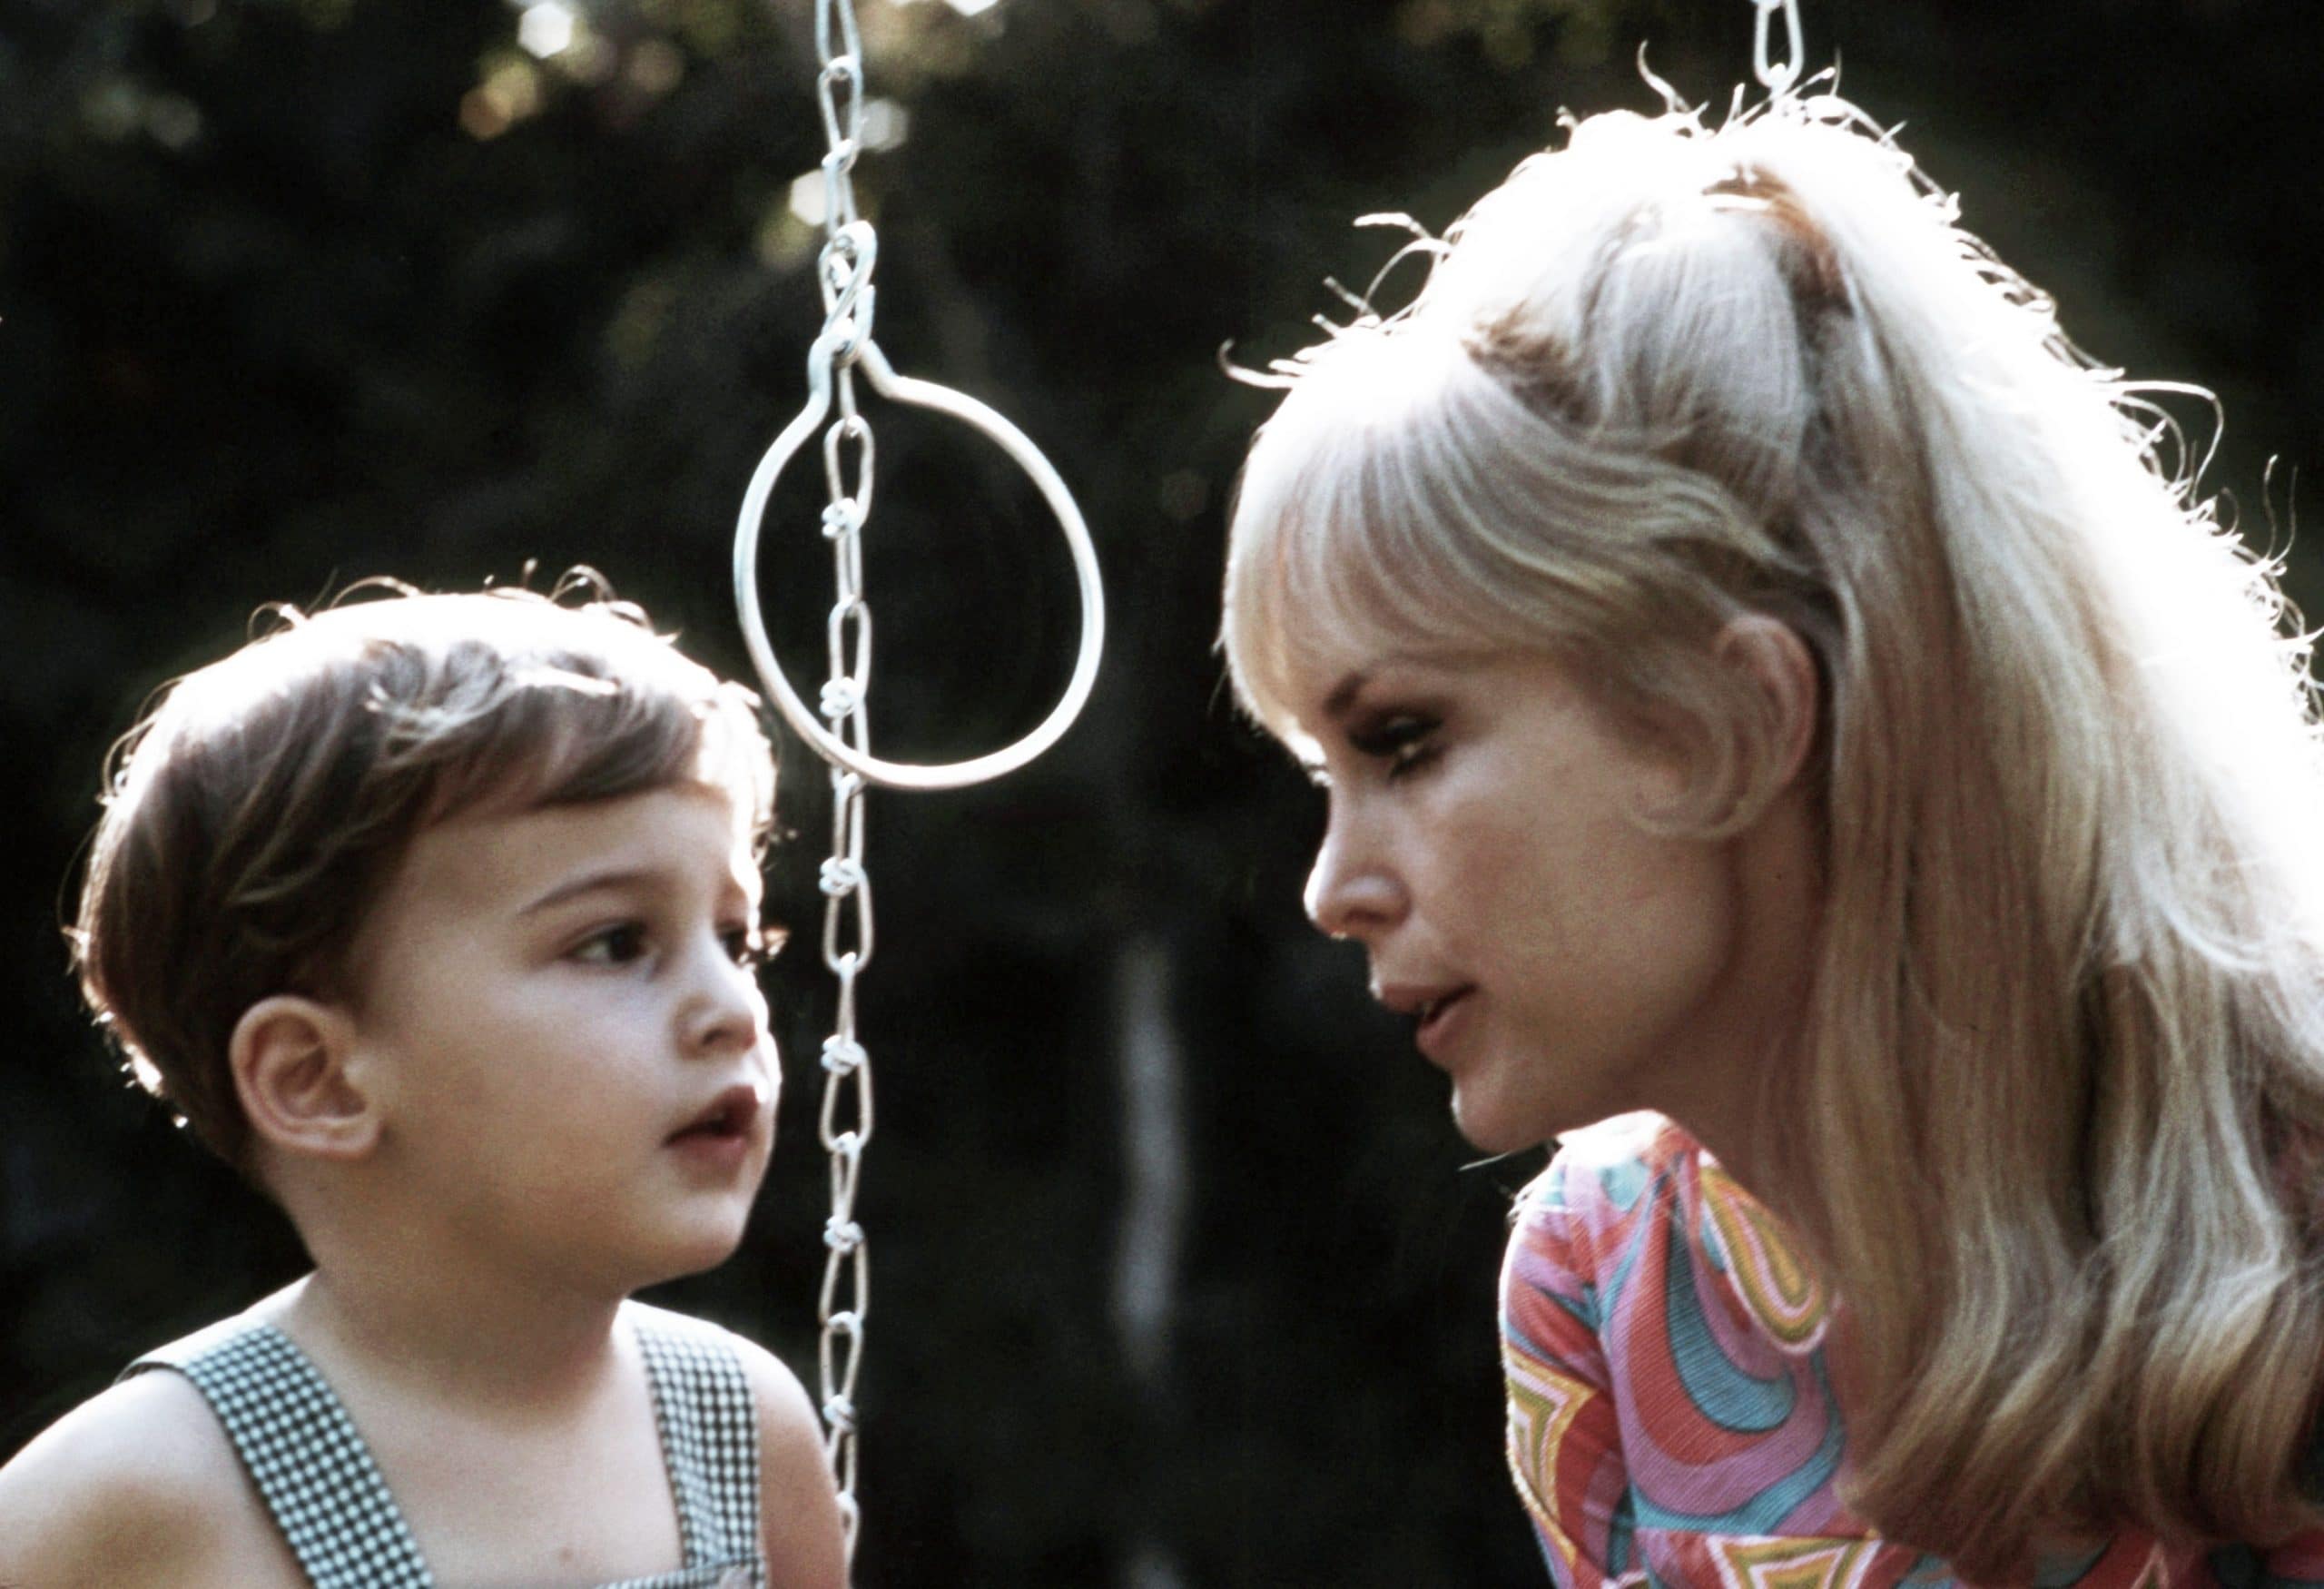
[279,1254,629,1418]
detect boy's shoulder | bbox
[621,1298,826,1453]
[621,1301,849,1589]
[622,1298,808,1394]
[0,1367,300,1587]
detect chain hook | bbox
[816,223,878,364]
[812,0,862,67]
[1752,0,1806,97]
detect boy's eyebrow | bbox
[518,866,664,917]
[519,864,757,918]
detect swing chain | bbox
[1751,0,1805,96]
[753,0,1102,1554]
[809,0,874,1555]
[811,430,874,1554]
[813,0,875,364]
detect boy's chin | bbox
[628,1160,769,1285]
[640,1225,753,1289]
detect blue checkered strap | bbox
[121,1306,766,1589]
[623,1306,765,1588]
[121,1317,433,1589]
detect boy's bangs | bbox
[427,663,776,845]
[74,584,781,1175]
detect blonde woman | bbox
[1221,92,2324,1586]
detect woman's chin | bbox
[1451,1072,1625,1158]
[1448,1088,1554,1158]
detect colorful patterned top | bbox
[1499,1112,2324,1588]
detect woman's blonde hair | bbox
[1223,90,2324,1573]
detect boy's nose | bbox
[685,948,766,1057]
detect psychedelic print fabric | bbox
[1497,1113,2324,1589]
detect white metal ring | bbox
[734,337,1107,791]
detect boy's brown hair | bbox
[71,577,776,1176]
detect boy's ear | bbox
[1717,615,1820,792]
[229,995,379,1161]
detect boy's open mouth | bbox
[665,1082,763,1145]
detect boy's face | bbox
[343,782,777,1293]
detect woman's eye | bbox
[724,923,790,969]
[1349,715,1442,780]
[572,923,650,965]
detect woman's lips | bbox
[1416,987,1475,1062]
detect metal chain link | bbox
[1751,0,1805,96]
[754,0,1100,1560]
[809,0,873,1559]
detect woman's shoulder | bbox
[1518,1110,1696,1223]
[0,1367,296,1587]
[1504,1110,1698,1297]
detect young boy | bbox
[0,581,850,1588]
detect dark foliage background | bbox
[3,1,2319,1584]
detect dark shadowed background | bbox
[5,1,2321,1583]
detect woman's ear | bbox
[1718,615,1820,792]
[229,995,380,1162]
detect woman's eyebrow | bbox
[1322,670,1373,720]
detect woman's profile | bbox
[1222,87,2324,1584]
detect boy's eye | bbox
[572,922,650,965]
[724,923,789,969]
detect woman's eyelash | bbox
[1349,714,1443,775]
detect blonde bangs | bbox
[1227,335,1486,737]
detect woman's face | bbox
[1287,641,1777,1155]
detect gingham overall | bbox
[120,1303,766,1589]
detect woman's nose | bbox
[1304,823,1407,942]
